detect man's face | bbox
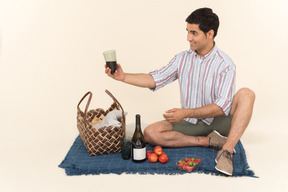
[186,23,213,55]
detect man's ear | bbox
[207,29,214,39]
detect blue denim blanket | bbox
[59,135,256,177]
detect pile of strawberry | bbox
[177,157,201,172]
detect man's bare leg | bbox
[222,88,256,153]
[143,121,209,148]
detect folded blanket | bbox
[59,135,256,177]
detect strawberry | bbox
[195,159,201,163]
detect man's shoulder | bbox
[168,50,192,63]
[214,47,236,69]
[175,49,191,57]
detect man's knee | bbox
[236,87,256,102]
[143,121,172,145]
[143,125,154,144]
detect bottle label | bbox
[133,147,146,160]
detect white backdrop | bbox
[1,0,288,191]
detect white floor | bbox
[1,117,287,192]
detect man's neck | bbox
[196,41,215,57]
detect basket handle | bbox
[77,90,124,116]
[77,91,92,115]
[105,89,125,116]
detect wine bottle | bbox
[132,114,146,162]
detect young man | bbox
[105,8,255,176]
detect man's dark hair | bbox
[186,8,219,38]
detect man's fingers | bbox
[163,113,171,119]
[163,114,175,122]
[106,68,113,76]
[166,109,173,113]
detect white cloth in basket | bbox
[93,110,127,130]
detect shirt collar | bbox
[188,42,218,60]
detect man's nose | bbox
[187,33,192,42]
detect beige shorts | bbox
[171,115,233,137]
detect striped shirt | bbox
[149,45,236,125]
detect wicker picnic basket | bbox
[76,90,126,156]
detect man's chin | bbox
[190,47,196,51]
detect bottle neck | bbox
[135,114,141,131]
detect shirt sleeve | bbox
[213,65,236,116]
[149,55,178,91]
